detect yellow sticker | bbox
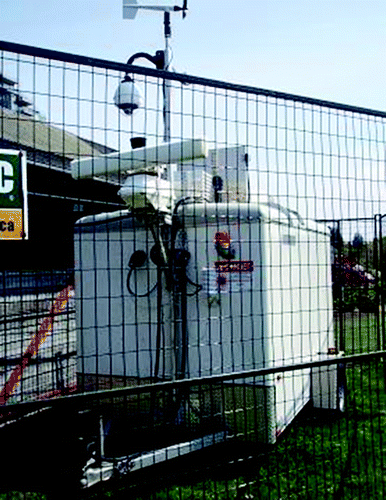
[0,209,25,240]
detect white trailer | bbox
[176,201,337,441]
[74,211,175,387]
[74,197,339,444]
[72,139,343,479]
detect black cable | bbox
[153,268,163,380]
[186,276,202,296]
[172,198,203,294]
[126,267,157,298]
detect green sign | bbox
[0,150,28,240]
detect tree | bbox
[331,225,343,251]
[352,233,364,250]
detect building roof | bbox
[0,73,16,87]
[0,108,108,161]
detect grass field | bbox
[1,314,386,499]
[107,362,384,500]
[339,311,385,355]
[102,313,386,500]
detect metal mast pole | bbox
[163,11,171,142]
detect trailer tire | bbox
[336,362,346,414]
[311,357,346,413]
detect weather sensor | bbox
[123,0,187,19]
[71,139,207,213]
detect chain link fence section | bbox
[0,41,386,498]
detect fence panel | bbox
[0,41,385,498]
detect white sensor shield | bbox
[71,138,207,180]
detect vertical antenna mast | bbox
[122,1,188,141]
[163,10,171,141]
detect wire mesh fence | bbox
[0,41,386,498]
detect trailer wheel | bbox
[336,362,346,413]
[311,356,346,413]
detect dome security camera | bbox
[113,75,143,115]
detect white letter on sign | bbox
[0,161,14,194]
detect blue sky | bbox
[1,0,386,226]
[1,0,386,111]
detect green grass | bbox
[2,314,386,499]
[0,494,46,499]
[117,314,386,500]
[339,311,384,354]
[118,360,386,500]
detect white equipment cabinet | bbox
[75,199,337,443]
[176,201,335,442]
[74,211,174,389]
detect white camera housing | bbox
[113,76,143,115]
